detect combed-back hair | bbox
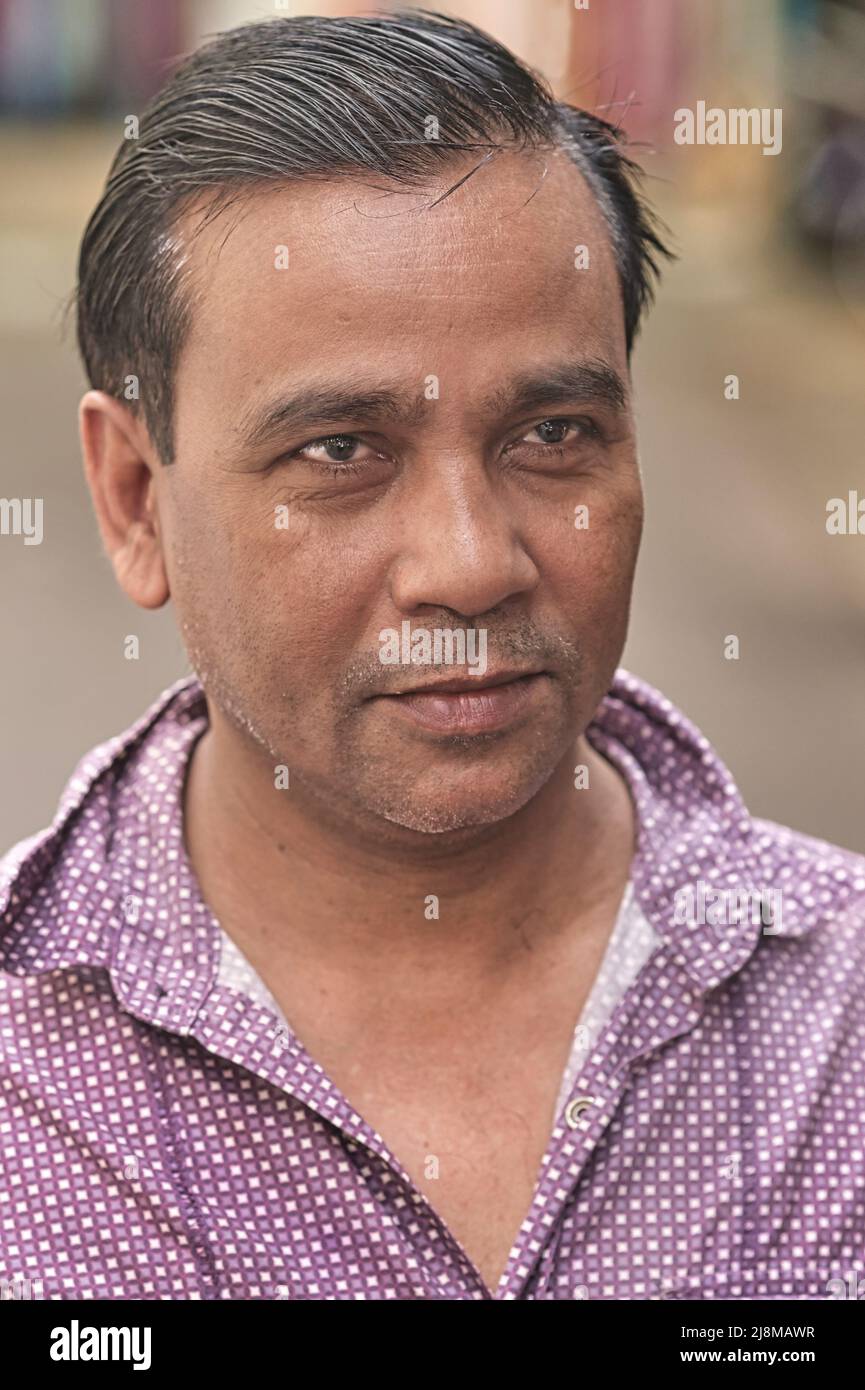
[75,7,672,464]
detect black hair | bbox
[74,7,672,464]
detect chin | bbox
[366,762,559,836]
[378,801,522,835]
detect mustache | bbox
[335,618,584,702]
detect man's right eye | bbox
[293,434,369,464]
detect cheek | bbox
[161,490,277,669]
[544,478,643,619]
[172,491,385,677]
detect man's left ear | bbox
[78,390,170,610]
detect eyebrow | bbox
[238,358,629,448]
[483,360,629,419]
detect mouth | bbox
[373,670,550,735]
[385,667,546,697]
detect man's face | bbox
[154,147,643,834]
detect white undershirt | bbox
[552,880,658,1122]
[217,879,659,1129]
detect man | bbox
[1,9,864,1302]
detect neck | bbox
[182,710,636,989]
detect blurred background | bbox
[0,0,863,851]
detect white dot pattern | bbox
[1,670,864,1300]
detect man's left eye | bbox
[520,418,596,448]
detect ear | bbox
[79,390,170,609]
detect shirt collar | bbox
[587,672,814,993]
[0,674,210,1027]
[0,669,831,1018]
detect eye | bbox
[516,417,601,450]
[293,434,374,466]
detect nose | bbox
[387,457,539,617]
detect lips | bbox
[376,671,549,735]
[384,668,545,697]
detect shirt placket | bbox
[128,920,708,1301]
[494,948,707,1300]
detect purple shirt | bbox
[2,670,864,1301]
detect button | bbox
[565,1095,597,1129]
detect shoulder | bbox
[750,814,865,932]
[1,677,207,972]
[734,817,865,1034]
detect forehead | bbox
[173,147,626,418]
